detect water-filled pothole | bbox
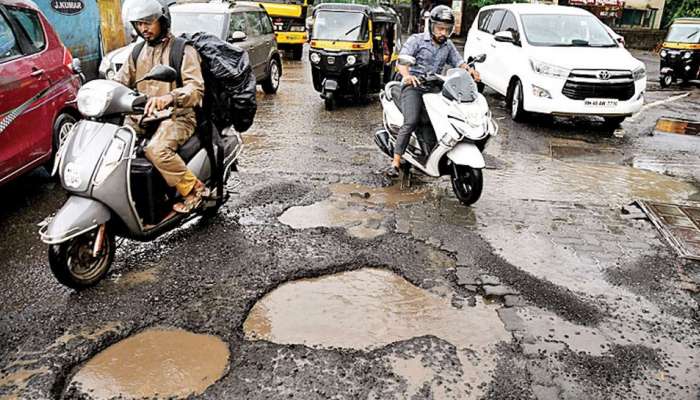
[278,183,431,238]
[68,328,229,399]
[243,268,509,393]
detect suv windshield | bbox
[521,14,616,47]
[312,11,367,41]
[666,24,700,43]
[171,12,227,38]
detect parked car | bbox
[465,4,646,127]
[99,1,281,94]
[0,0,81,187]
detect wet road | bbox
[1,48,700,399]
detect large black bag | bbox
[131,33,257,133]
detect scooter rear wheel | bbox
[48,228,115,290]
[450,164,483,206]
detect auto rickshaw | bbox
[308,3,401,110]
[659,18,700,88]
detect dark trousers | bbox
[394,85,436,157]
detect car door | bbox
[244,11,266,78]
[479,8,505,91]
[490,10,521,95]
[468,9,492,60]
[0,6,51,181]
[257,10,276,70]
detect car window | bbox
[478,10,493,32]
[230,12,246,34]
[499,11,518,35]
[6,6,45,53]
[0,14,22,62]
[259,11,273,34]
[245,11,263,36]
[485,9,505,34]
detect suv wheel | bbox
[509,79,528,122]
[262,58,281,94]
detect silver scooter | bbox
[39,65,242,289]
[375,54,496,206]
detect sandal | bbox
[173,186,210,214]
[383,165,400,179]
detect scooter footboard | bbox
[40,196,111,245]
[446,143,485,169]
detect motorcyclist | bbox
[389,5,480,176]
[115,0,207,214]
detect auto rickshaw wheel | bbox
[660,74,673,88]
[324,94,336,111]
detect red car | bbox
[0,0,81,186]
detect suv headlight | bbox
[93,138,126,185]
[530,59,570,78]
[77,86,111,117]
[632,66,646,81]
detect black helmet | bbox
[429,5,455,43]
[122,0,171,43]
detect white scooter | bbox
[374,54,497,206]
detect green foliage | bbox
[471,0,527,9]
[662,0,700,28]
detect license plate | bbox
[584,98,618,108]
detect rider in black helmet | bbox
[388,5,480,176]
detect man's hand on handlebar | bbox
[461,63,481,82]
[402,75,422,87]
[144,94,175,116]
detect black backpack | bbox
[131,33,257,133]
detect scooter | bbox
[374,54,496,206]
[39,65,242,289]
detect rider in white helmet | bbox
[389,5,480,176]
[115,0,208,214]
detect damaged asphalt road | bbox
[1,49,700,399]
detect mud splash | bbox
[278,183,431,239]
[113,268,159,286]
[69,328,229,399]
[243,268,509,396]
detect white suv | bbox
[465,4,646,127]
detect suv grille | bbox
[562,70,635,101]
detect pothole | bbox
[67,328,229,399]
[243,268,509,395]
[278,183,431,239]
[111,267,159,286]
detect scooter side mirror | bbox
[397,55,416,66]
[137,65,177,84]
[473,54,487,64]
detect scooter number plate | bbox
[584,98,618,108]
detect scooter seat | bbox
[178,135,201,163]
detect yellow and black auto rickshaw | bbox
[308,3,401,110]
[659,18,700,88]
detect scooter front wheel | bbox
[450,164,483,206]
[48,227,115,290]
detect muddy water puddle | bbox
[244,268,509,396]
[69,328,229,399]
[279,183,432,239]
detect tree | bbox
[662,0,700,28]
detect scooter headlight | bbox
[64,162,83,189]
[93,138,126,186]
[346,55,357,66]
[77,85,111,117]
[310,52,321,64]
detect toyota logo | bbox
[598,70,611,80]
